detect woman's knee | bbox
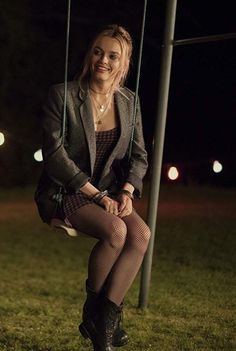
[107,217,127,250]
[129,224,151,255]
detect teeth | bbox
[97,66,108,71]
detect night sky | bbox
[0,0,235,186]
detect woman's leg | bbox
[105,210,151,306]
[69,204,150,349]
[67,203,127,293]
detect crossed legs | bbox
[67,203,151,305]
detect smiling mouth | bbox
[95,65,110,72]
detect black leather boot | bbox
[112,302,128,347]
[79,295,121,351]
[80,280,128,347]
[81,280,97,323]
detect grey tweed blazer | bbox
[35,80,148,222]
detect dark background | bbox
[0,0,235,187]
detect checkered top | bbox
[63,127,119,217]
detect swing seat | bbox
[51,218,80,237]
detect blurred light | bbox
[34,149,43,162]
[0,132,5,146]
[168,166,179,180]
[213,160,223,173]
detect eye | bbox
[109,54,120,61]
[93,48,102,56]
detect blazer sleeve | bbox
[125,97,148,197]
[42,85,90,191]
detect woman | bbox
[35,24,151,351]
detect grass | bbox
[0,184,236,351]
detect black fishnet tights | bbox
[67,204,151,305]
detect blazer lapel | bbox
[116,91,129,143]
[81,98,96,173]
[71,81,96,174]
[100,91,130,178]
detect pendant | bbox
[96,120,102,125]
[99,105,105,112]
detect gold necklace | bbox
[90,92,110,125]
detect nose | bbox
[99,53,109,64]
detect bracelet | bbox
[119,189,134,200]
[92,190,108,204]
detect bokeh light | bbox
[0,132,5,146]
[213,160,223,173]
[34,149,43,162]
[168,166,179,180]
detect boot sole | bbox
[79,322,114,351]
[79,322,128,347]
[113,338,129,347]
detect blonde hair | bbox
[80,24,133,93]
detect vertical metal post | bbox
[139,0,178,309]
[62,0,71,142]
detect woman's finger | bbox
[118,205,132,218]
[100,197,119,215]
[108,200,119,215]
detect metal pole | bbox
[174,32,236,46]
[62,0,71,143]
[139,0,178,309]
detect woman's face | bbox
[90,36,122,84]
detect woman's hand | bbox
[99,196,120,216]
[117,193,133,218]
